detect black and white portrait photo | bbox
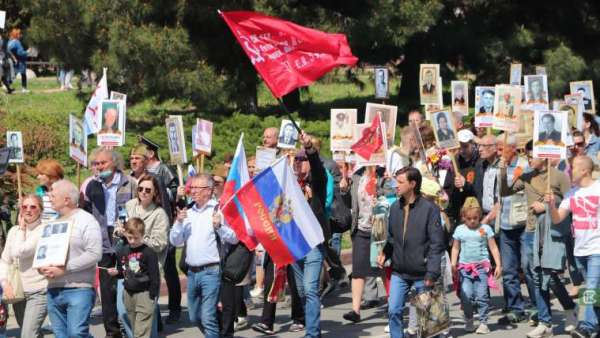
[570,80,595,115]
[431,110,459,149]
[278,119,300,149]
[165,115,187,165]
[6,131,23,164]
[374,67,389,99]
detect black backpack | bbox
[222,242,253,284]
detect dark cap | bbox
[294,149,308,161]
[138,135,161,160]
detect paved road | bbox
[5,279,575,337]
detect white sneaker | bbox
[21,88,29,93]
[526,323,553,338]
[234,316,248,330]
[476,323,490,334]
[405,327,417,335]
[384,325,389,333]
[250,287,263,298]
[464,319,476,332]
[564,309,577,333]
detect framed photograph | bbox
[110,91,127,103]
[192,119,213,155]
[32,221,72,268]
[474,86,495,127]
[365,103,398,147]
[69,115,87,166]
[533,110,567,159]
[165,115,187,165]
[6,131,23,164]
[353,123,387,167]
[564,94,585,131]
[330,109,357,151]
[277,120,300,149]
[97,100,125,146]
[451,80,469,117]
[524,75,549,111]
[493,85,521,132]
[570,81,595,115]
[509,63,522,85]
[431,110,459,150]
[419,64,441,105]
[374,67,389,99]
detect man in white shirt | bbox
[548,155,600,338]
[170,174,238,338]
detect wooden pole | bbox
[176,164,184,187]
[195,156,200,174]
[449,152,463,192]
[200,153,205,174]
[486,127,492,135]
[547,160,551,193]
[15,164,22,199]
[76,162,81,188]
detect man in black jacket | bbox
[378,167,445,338]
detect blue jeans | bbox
[575,255,600,332]
[459,268,490,323]
[292,244,325,338]
[47,287,95,338]
[521,230,538,308]
[500,228,526,314]
[329,233,342,256]
[117,279,160,338]
[533,267,576,324]
[187,265,221,338]
[388,274,427,338]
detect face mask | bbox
[98,170,113,180]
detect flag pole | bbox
[276,98,302,134]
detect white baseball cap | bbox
[457,129,475,143]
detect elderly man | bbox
[263,127,279,149]
[43,179,102,338]
[170,174,238,338]
[83,147,137,338]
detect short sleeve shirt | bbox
[559,181,600,256]
[453,224,494,263]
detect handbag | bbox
[221,242,253,284]
[4,259,24,304]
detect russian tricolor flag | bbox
[227,156,324,266]
[220,134,258,249]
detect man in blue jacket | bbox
[378,167,445,338]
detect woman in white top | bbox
[0,194,48,338]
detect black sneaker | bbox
[343,310,361,323]
[252,322,275,335]
[570,328,592,338]
[320,280,337,300]
[498,312,525,325]
[360,300,379,310]
[165,311,180,324]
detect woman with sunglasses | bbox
[0,194,48,337]
[117,174,169,338]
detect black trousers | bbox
[163,245,182,313]
[99,253,121,338]
[220,281,245,338]
[259,253,304,329]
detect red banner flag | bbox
[219,10,358,98]
[351,113,384,160]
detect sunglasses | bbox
[21,205,39,210]
[137,187,153,194]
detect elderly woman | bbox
[0,194,47,337]
[35,159,64,221]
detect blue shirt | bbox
[102,172,121,227]
[453,224,494,264]
[169,199,238,267]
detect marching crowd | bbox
[1,109,600,338]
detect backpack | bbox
[221,242,253,284]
